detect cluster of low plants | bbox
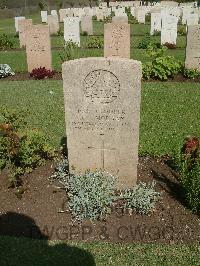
[87,37,103,49]
[142,45,182,80]
[57,28,64,37]
[0,64,15,78]
[59,41,79,62]
[174,136,200,214]
[183,68,200,79]
[0,106,55,195]
[138,34,160,49]
[163,42,176,49]
[50,160,160,221]
[30,67,55,80]
[0,34,15,50]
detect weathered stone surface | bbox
[62,57,142,189]
[47,15,59,35]
[14,16,25,32]
[81,16,93,35]
[41,11,48,23]
[185,25,200,70]
[18,19,32,48]
[150,12,161,35]
[161,14,178,44]
[112,15,128,23]
[26,25,52,72]
[64,17,80,46]
[104,23,130,58]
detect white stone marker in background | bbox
[14,16,25,32]
[151,12,161,35]
[62,57,142,189]
[64,17,80,47]
[161,14,178,45]
[41,11,48,23]
[81,16,93,35]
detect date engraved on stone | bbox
[83,70,120,104]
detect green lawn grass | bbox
[0,236,200,266]
[0,80,199,156]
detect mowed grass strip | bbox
[0,236,200,266]
[0,80,200,156]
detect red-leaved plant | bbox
[30,67,55,80]
[163,43,176,49]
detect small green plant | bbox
[0,34,15,50]
[175,136,200,214]
[51,160,161,221]
[0,106,55,190]
[59,41,79,62]
[142,46,182,80]
[138,33,160,49]
[57,28,64,37]
[87,37,103,49]
[121,182,160,214]
[65,170,117,221]
[183,68,200,79]
[145,14,151,23]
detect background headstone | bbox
[104,23,130,58]
[18,19,32,48]
[64,17,80,47]
[185,25,200,70]
[26,25,52,72]
[47,15,59,35]
[62,57,142,189]
[14,16,25,32]
[41,11,48,23]
[81,16,93,35]
[151,12,161,35]
[161,14,178,44]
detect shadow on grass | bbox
[0,212,95,266]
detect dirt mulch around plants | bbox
[0,156,200,244]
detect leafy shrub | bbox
[30,67,55,80]
[0,64,15,78]
[38,1,46,10]
[65,170,117,221]
[87,37,103,49]
[138,34,160,49]
[51,160,161,220]
[163,42,176,49]
[59,41,79,62]
[0,106,55,188]
[0,34,14,50]
[121,182,160,214]
[175,136,200,213]
[178,26,186,36]
[183,68,200,79]
[142,46,182,80]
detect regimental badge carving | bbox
[83,70,120,104]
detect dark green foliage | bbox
[0,34,14,50]
[138,33,160,49]
[183,68,200,79]
[142,46,182,80]
[59,41,79,62]
[0,106,55,189]
[87,36,103,49]
[175,136,200,213]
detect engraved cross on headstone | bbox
[88,134,116,170]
